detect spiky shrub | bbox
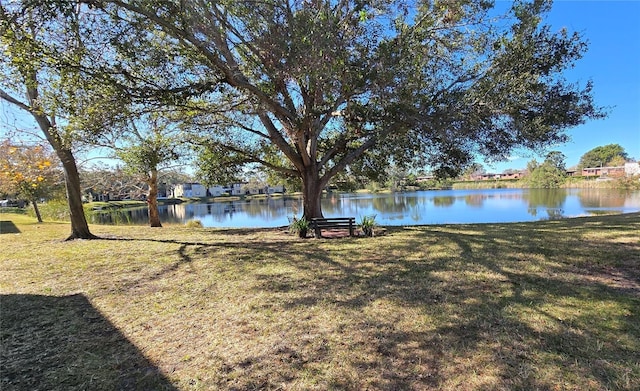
[359,215,377,237]
[289,217,309,238]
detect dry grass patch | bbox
[1,211,639,390]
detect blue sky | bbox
[488,0,640,172]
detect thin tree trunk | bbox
[58,147,98,240]
[31,198,43,223]
[29,117,97,240]
[147,168,162,227]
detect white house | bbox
[207,185,226,197]
[242,184,285,195]
[171,182,246,198]
[171,183,208,198]
[267,184,285,194]
[625,162,640,176]
[226,183,243,196]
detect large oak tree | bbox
[92,0,604,219]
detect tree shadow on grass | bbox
[85,214,638,389]
[0,220,20,234]
[243,217,639,390]
[0,294,177,391]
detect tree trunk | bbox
[30,114,97,240]
[11,73,98,240]
[31,198,43,223]
[58,148,98,240]
[301,168,325,220]
[147,168,162,227]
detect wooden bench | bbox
[310,217,356,238]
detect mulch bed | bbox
[308,227,387,239]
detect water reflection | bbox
[371,194,419,214]
[90,188,640,228]
[432,196,455,207]
[88,206,184,225]
[160,197,301,227]
[577,188,628,208]
[522,189,566,219]
[463,194,486,207]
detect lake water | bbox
[91,188,640,228]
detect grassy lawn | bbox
[1,212,638,390]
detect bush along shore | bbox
[451,176,640,190]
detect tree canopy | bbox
[0,141,62,222]
[4,0,605,220]
[90,0,602,219]
[524,151,567,188]
[578,144,629,170]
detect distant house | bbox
[581,166,626,178]
[581,163,639,177]
[267,184,285,194]
[466,170,523,181]
[205,184,242,197]
[624,162,640,176]
[84,188,146,202]
[171,183,208,198]
[480,173,498,180]
[416,175,435,182]
[84,190,113,202]
[170,182,281,198]
[500,171,523,180]
[227,183,243,196]
[243,183,286,195]
[207,185,227,197]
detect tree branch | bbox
[105,0,296,123]
[212,140,298,178]
[257,112,302,170]
[320,136,377,188]
[0,89,32,113]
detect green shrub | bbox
[359,215,378,237]
[365,182,382,193]
[289,216,309,238]
[614,175,640,190]
[0,207,27,215]
[28,199,71,222]
[420,178,454,190]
